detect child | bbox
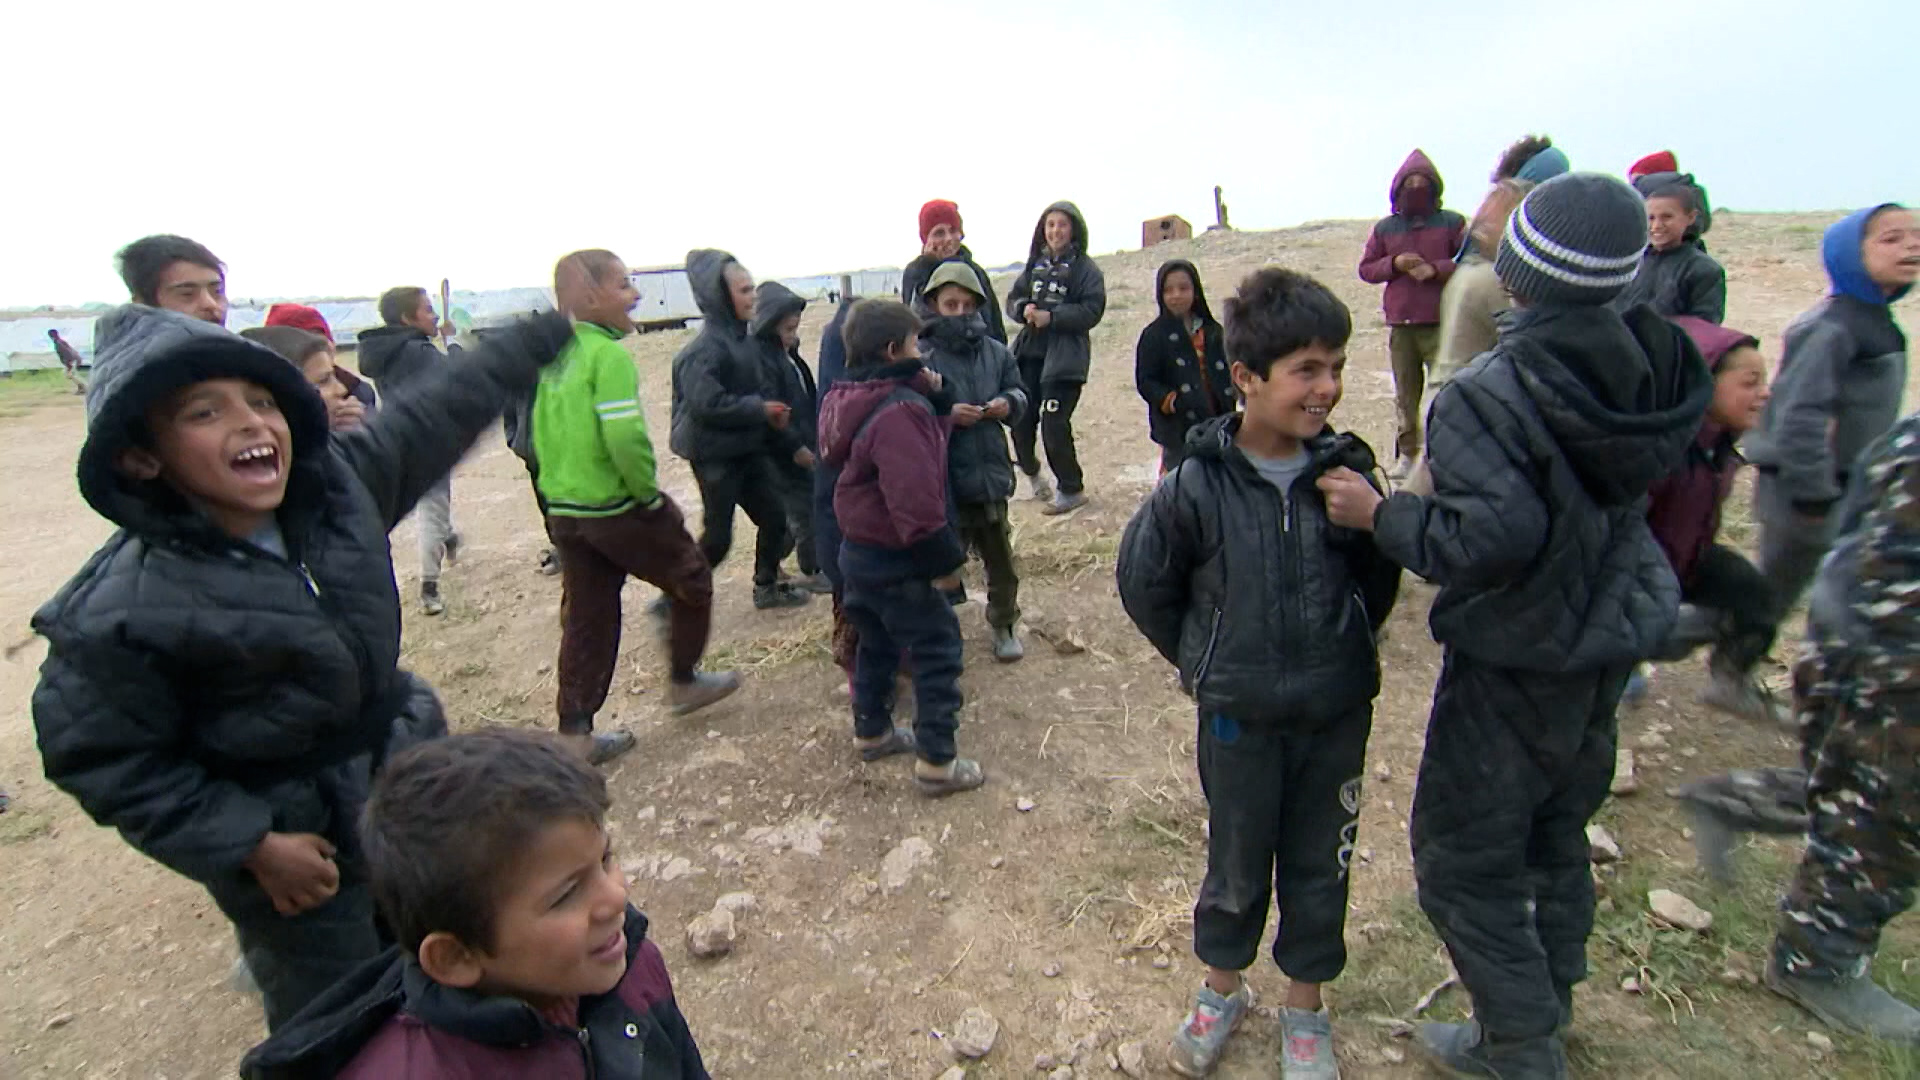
[750,280,829,593]
[1492,134,1569,184]
[238,729,708,1078]
[265,302,377,412]
[902,199,1007,344]
[817,299,984,796]
[1134,259,1230,474]
[1746,203,1918,618]
[359,286,464,615]
[668,249,808,610]
[539,251,742,765]
[1641,317,1780,721]
[31,303,574,1031]
[1612,181,1727,322]
[1119,267,1399,1079]
[1432,180,1532,388]
[1627,149,1679,182]
[1627,158,1715,250]
[1320,174,1712,1076]
[241,325,368,432]
[1357,150,1468,479]
[46,329,88,394]
[1007,201,1106,515]
[116,233,228,324]
[920,261,1029,662]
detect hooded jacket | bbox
[1373,304,1713,672]
[1611,242,1727,323]
[1645,318,1760,587]
[355,324,460,403]
[1631,171,1714,244]
[1118,417,1402,729]
[1134,260,1230,448]
[817,360,965,584]
[921,310,1028,505]
[1358,151,1468,326]
[748,280,819,455]
[1006,201,1107,385]
[31,305,570,886]
[903,245,1007,346]
[238,907,707,1080]
[669,249,769,463]
[1744,205,1911,511]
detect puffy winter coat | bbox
[355,324,460,403]
[1358,150,1468,326]
[669,248,772,463]
[818,361,965,585]
[1134,259,1231,449]
[903,245,1008,345]
[921,312,1028,505]
[748,280,819,455]
[1611,243,1728,323]
[1373,304,1712,672]
[31,305,570,886]
[1007,201,1107,385]
[1118,417,1402,729]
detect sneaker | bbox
[441,533,463,567]
[420,581,445,616]
[1167,979,1254,1078]
[795,571,834,595]
[991,625,1025,663]
[669,671,743,717]
[1025,473,1054,503]
[1767,957,1920,1043]
[537,548,562,577]
[1621,663,1652,708]
[582,731,636,766]
[753,582,812,610]
[1278,1007,1338,1079]
[1414,1021,1566,1079]
[1042,490,1090,517]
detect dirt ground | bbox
[4,213,1918,1079]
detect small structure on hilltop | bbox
[1142,215,1193,249]
[1211,186,1233,231]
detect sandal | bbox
[914,758,986,798]
[857,727,917,762]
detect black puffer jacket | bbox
[1610,243,1727,323]
[1118,417,1402,729]
[354,325,461,403]
[31,304,570,885]
[749,280,818,455]
[1006,201,1107,385]
[669,249,769,463]
[904,245,1007,345]
[1134,259,1231,449]
[921,312,1028,505]
[1373,304,1713,671]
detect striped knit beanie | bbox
[1496,172,1647,306]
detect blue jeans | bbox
[844,577,964,765]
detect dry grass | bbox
[700,618,832,673]
[1012,520,1121,582]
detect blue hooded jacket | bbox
[1745,204,1911,508]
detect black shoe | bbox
[1415,1021,1567,1079]
[753,582,811,610]
[585,731,636,766]
[441,533,463,567]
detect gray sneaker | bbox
[670,671,743,717]
[1042,490,1090,516]
[1279,1007,1339,1079]
[1167,980,1254,1077]
[1025,473,1054,503]
[1767,957,1920,1043]
[991,625,1025,663]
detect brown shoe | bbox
[669,671,743,717]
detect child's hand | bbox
[1028,309,1053,329]
[984,397,1012,420]
[922,370,945,392]
[764,402,792,430]
[932,574,962,591]
[1409,262,1437,282]
[245,832,341,916]
[950,403,984,427]
[1393,253,1424,274]
[329,398,367,432]
[1317,468,1384,531]
[793,447,816,469]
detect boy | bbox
[539,251,742,764]
[31,303,574,1031]
[668,249,808,609]
[265,302,377,413]
[241,325,368,432]
[1118,268,1400,1080]
[749,280,830,593]
[1319,174,1712,1077]
[1357,150,1467,479]
[920,261,1029,661]
[47,328,87,393]
[115,233,229,325]
[901,199,1007,344]
[817,299,984,796]
[239,729,708,1078]
[1611,182,1727,322]
[359,285,464,615]
[1007,201,1105,515]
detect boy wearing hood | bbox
[30,303,575,1031]
[1134,260,1231,474]
[669,249,809,610]
[921,262,1029,662]
[1358,150,1468,479]
[750,280,829,593]
[1322,174,1713,1077]
[902,199,1007,345]
[1007,201,1106,514]
[1745,204,1918,619]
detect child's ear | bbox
[1230,361,1255,397]
[417,931,486,989]
[116,447,163,481]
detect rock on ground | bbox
[948,1005,1000,1059]
[881,837,935,892]
[1117,1039,1147,1078]
[713,891,758,916]
[1611,749,1639,796]
[1587,825,1622,864]
[1648,888,1713,932]
[686,908,737,958]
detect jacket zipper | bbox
[1193,607,1224,692]
[577,1027,595,1079]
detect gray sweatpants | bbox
[417,479,455,584]
[1754,473,1839,622]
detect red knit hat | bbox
[265,303,333,343]
[1627,150,1679,180]
[918,199,963,244]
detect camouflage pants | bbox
[1773,647,1920,979]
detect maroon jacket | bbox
[818,360,967,584]
[1358,150,1467,326]
[1645,318,1760,588]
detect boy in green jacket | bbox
[536,250,741,764]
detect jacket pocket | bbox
[1192,607,1225,693]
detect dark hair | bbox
[1492,135,1553,183]
[1222,268,1352,376]
[116,235,224,306]
[240,325,331,367]
[379,286,430,327]
[363,729,611,953]
[1644,182,1699,216]
[554,249,623,294]
[842,299,920,368]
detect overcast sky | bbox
[8,0,1912,307]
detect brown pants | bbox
[1389,324,1442,460]
[548,499,712,733]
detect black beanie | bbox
[1496,173,1648,306]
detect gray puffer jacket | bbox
[669,248,770,463]
[1006,201,1106,385]
[920,312,1028,505]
